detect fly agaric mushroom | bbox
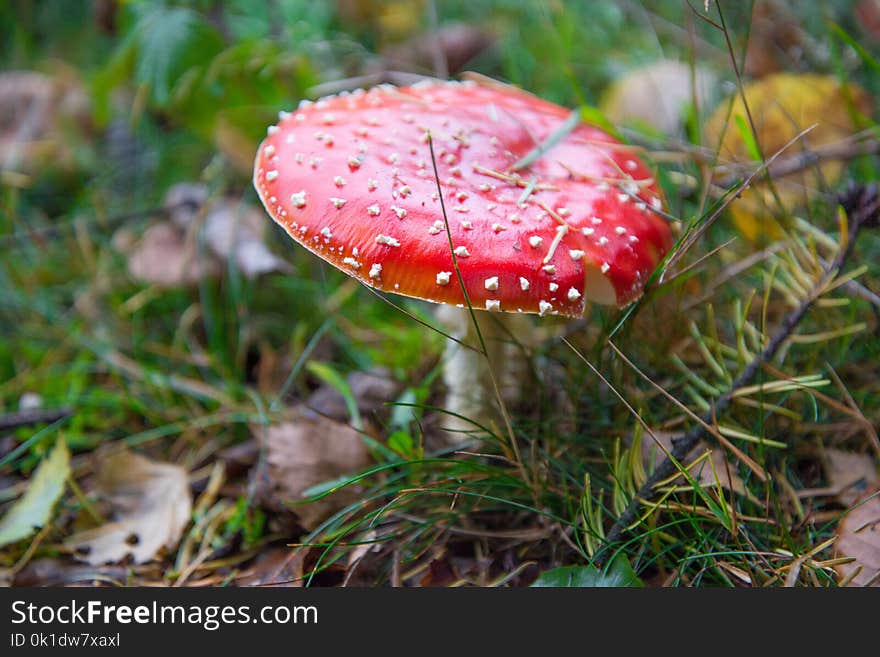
[253,78,672,440]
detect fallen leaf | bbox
[823,448,879,507]
[124,221,219,287]
[600,59,717,135]
[640,432,752,498]
[201,199,292,278]
[65,450,192,565]
[0,437,70,548]
[835,490,880,587]
[0,70,90,173]
[305,367,401,424]
[252,411,373,530]
[163,182,292,279]
[235,548,304,587]
[742,1,807,77]
[705,73,872,242]
[381,23,496,75]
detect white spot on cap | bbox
[267,125,279,135]
[598,236,609,246]
[334,176,346,187]
[342,257,361,269]
[369,263,382,280]
[651,197,663,210]
[368,179,379,191]
[591,216,603,225]
[567,287,581,301]
[278,110,291,121]
[428,220,444,235]
[538,300,553,316]
[453,205,469,213]
[460,220,473,230]
[266,170,279,181]
[569,249,585,260]
[399,185,412,197]
[285,134,295,144]
[368,204,381,216]
[484,276,499,291]
[453,246,470,257]
[291,191,307,208]
[528,236,543,248]
[557,207,571,217]
[542,265,556,274]
[375,235,400,247]
[348,156,362,169]
[626,159,637,170]
[492,223,506,233]
[601,262,610,273]
[320,227,332,239]
[582,227,595,236]
[391,206,407,219]
[485,299,501,311]
[330,197,347,209]
[436,271,451,285]
[519,277,530,291]
[615,226,627,235]
[549,282,559,292]
[263,145,275,157]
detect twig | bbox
[0,407,73,431]
[595,186,877,567]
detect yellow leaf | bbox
[705,73,872,243]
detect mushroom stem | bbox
[436,306,531,442]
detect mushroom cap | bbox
[254,79,672,316]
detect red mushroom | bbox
[254,78,673,439]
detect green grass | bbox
[1,0,878,587]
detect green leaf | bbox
[531,555,643,587]
[734,114,762,162]
[0,437,71,548]
[130,4,221,105]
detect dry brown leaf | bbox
[705,73,872,242]
[124,221,219,287]
[65,450,192,565]
[381,23,496,75]
[235,548,304,587]
[0,70,90,173]
[640,432,751,498]
[201,200,292,278]
[835,490,880,587]
[600,59,717,136]
[305,368,401,422]
[823,448,879,507]
[118,184,290,286]
[743,1,807,77]
[252,412,373,530]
